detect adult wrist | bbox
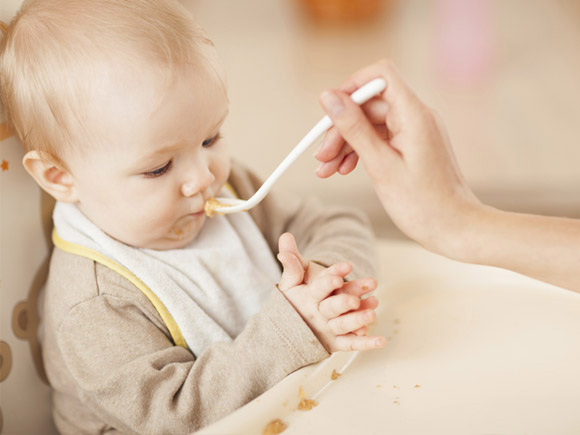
[445,202,500,264]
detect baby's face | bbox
[65,64,230,250]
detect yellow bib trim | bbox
[52,229,188,349]
[224,181,237,198]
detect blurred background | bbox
[185,0,580,238]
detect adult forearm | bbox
[458,205,580,292]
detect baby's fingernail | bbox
[320,90,344,117]
[377,337,386,347]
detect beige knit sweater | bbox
[41,161,376,434]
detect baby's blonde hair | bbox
[0,0,216,165]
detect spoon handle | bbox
[217,78,387,214]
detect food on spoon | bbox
[204,198,231,217]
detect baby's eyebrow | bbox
[209,109,229,132]
[135,109,229,169]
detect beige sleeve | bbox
[228,160,377,280]
[55,262,329,434]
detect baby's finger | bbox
[316,261,352,279]
[335,278,377,297]
[352,326,368,336]
[333,334,386,352]
[278,232,308,270]
[310,274,346,301]
[318,293,360,319]
[277,252,305,291]
[327,308,376,336]
[359,295,379,311]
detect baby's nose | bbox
[181,165,215,197]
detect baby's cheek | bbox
[215,153,231,183]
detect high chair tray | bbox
[198,240,580,435]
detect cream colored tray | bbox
[198,240,580,435]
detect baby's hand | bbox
[277,233,385,353]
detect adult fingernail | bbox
[320,90,344,117]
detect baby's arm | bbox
[277,233,385,352]
[50,259,328,434]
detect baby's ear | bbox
[22,151,78,203]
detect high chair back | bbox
[1,1,58,433]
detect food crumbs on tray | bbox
[414,384,421,388]
[394,318,400,324]
[263,418,287,435]
[393,329,399,334]
[297,386,318,411]
[393,400,400,405]
[298,398,318,411]
[203,198,231,217]
[376,384,382,388]
[331,369,341,380]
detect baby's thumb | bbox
[277,252,305,291]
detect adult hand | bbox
[316,59,482,258]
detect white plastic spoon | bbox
[204,77,387,216]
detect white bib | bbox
[53,195,281,357]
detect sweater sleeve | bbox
[228,160,377,280]
[54,260,328,434]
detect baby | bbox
[0,0,384,433]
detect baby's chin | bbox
[143,235,197,251]
[130,232,200,251]
[111,215,206,250]
[150,219,205,250]
[116,228,199,251]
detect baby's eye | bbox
[144,160,173,178]
[202,132,222,148]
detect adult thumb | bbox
[320,89,385,158]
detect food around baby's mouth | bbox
[204,197,231,217]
